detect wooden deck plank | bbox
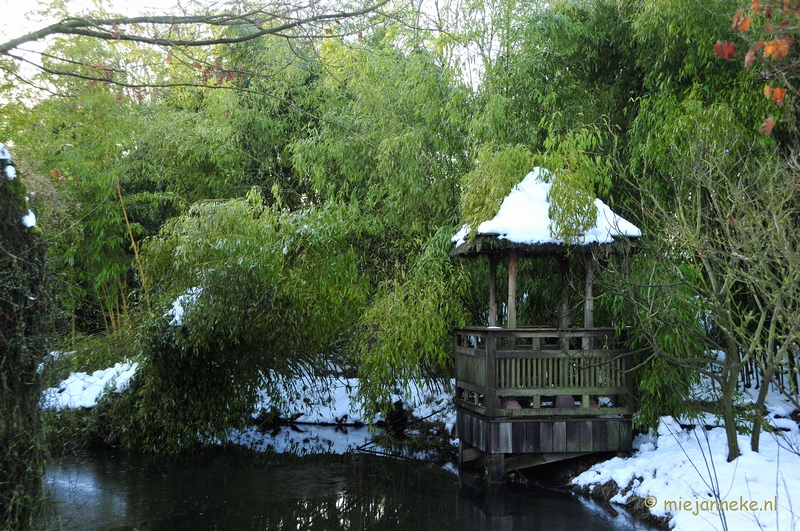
[489,406,630,417]
[592,419,607,451]
[540,422,553,452]
[566,421,581,452]
[553,421,567,452]
[606,420,620,450]
[512,422,526,453]
[620,420,632,451]
[525,422,540,453]
[493,422,512,454]
[580,420,593,452]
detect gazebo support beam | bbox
[489,254,498,327]
[558,255,569,330]
[507,251,517,330]
[583,252,595,351]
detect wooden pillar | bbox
[507,251,517,329]
[489,254,498,327]
[558,255,570,352]
[558,255,570,329]
[487,454,505,485]
[486,330,498,416]
[583,252,595,352]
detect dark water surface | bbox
[42,448,657,531]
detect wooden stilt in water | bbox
[487,454,505,484]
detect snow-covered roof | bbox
[451,167,641,256]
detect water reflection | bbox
[42,447,657,531]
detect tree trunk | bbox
[719,363,741,461]
[750,364,775,453]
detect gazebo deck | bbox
[454,326,634,479]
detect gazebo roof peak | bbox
[451,167,641,257]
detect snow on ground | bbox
[230,377,456,454]
[573,383,800,531]
[42,360,456,455]
[230,424,373,455]
[41,362,139,410]
[246,377,454,429]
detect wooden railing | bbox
[454,326,633,418]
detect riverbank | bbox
[571,385,800,531]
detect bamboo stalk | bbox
[115,179,151,310]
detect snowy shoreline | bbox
[573,386,800,531]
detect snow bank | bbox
[452,167,641,247]
[573,386,800,531]
[42,362,139,410]
[248,377,455,428]
[230,377,456,454]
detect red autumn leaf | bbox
[733,9,752,31]
[714,41,736,59]
[50,169,61,179]
[358,31,363,39]
[765,4,772,17]
[727,213,736,224]
[752,0,761,12]
[737,17,752,31]
[193,61,202,69]
[760,116,776,135]
[765,23,774,32]
[764,38,789,58]
[772,87,787,105]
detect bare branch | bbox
[0,1,389,56]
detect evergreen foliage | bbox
[0,145,48,529]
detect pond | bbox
[41,428,658,531]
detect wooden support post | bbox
[558,255,570,351]
[583,252,595,351]
[486,330,498,416]
[489,254,498,327]
[487,454,505,485]
[581,394,590,409]
[559,255,569,329]
[507,251,517,330]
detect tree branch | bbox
[0,1,389,56]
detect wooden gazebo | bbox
[450,168,641,482]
